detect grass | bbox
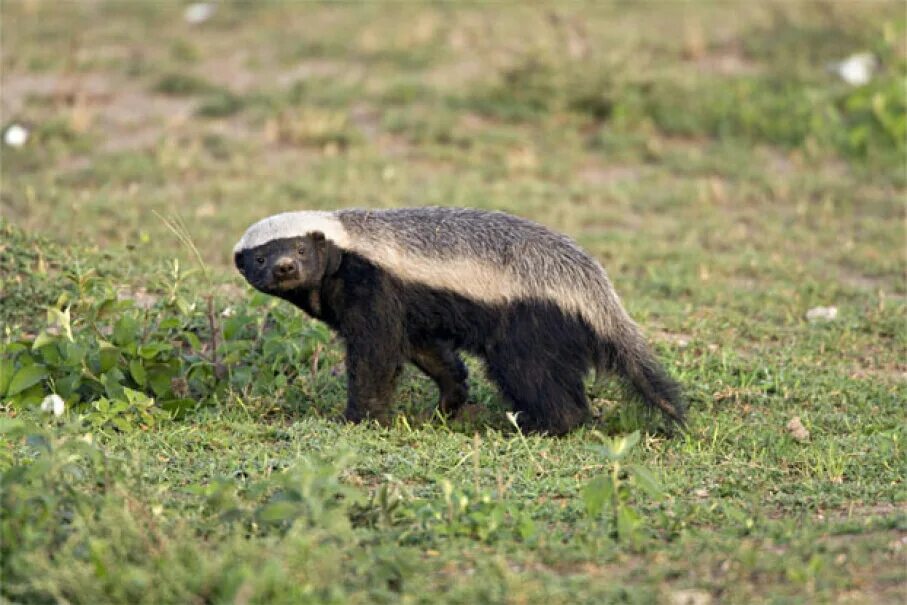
[2,1,905,603]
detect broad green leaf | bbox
[129,359,147,386]
[581,475,613,518]
[55,373,81,398]
[46,306,73,341]
[161,398,196,417]
[147,367,176,398]
[616,505,642,542]
[6,364,48,396]
[111,416,134,432]
[98,340,120,373]
[31,331,58,350]
[139,343,172,359]
[93,297,117,320]
[1,342,29,356]
[517,513,536,541]
[101,369,126,400]
[0,417,28,436]
[79,372,106,398]
[37,342,62,366]
[158,318,181,330]
[112,315,139,347]
[263,338,286,359]
[257,500,299,523]
[610,430,640,460]
[628,464,663,499]
[173,297,191,315]
[230,367,253,389]
[62,341,87,366]
[250,291,271,307]
[11,384,47,409]
[123,387,152,406]
[182,332,202,351]
[222,315,247,340]
[0,358,15,395]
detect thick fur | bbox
[234,207,684,434]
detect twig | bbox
[205,295,224,379]
[153,210,211,285]
[153,211,223,378]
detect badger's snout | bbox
[272,256,298,281]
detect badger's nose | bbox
[273,257,297,279]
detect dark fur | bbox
[235,229,685,435]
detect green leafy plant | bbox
[421,479,536,544]
[0,280,339,430]
[186,453,363,540]
[348,471,537,546]
[0,276,221,428]
[837,75,906,156]
[0,418,115,585]
[582,430,664,547]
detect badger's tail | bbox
[595,322,686,427]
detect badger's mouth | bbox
[271,276,306,291]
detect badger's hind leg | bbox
[410,343,469,416]
[484,303,593,435]
[485,348,589,435]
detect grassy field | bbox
[2,2,905,603]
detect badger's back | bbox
[234,206,632,338]
[336,207,630,338]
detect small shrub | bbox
[196,91,245,118]
[153,73,217,96]
[0,241,334,430]
[582,430,664,548]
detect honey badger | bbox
[234,207,684,435]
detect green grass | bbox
[2,1,905,603]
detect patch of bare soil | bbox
[1,69,197,153]
[577,162,642,186]
[848,365,907,383]
[424,58,489,90]
[822,502,907,521]
[692,52,761,77]
[99,89,195,152]
[274,59,350,88]
[839,269,904,300]
[196,51,352,94]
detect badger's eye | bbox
[256,256,265,265]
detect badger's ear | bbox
[310,231,341,275]
[323,240,342,275]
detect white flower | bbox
[806,306,838,322]
[831,53,876,87]
[184,3,214,25]
[4,124,28,147]
[40,394,65,417]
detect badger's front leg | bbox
[341,309,405,424]
[344,342,403,424]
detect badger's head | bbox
[233,212,346,294]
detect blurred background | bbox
[2,6,905,601]
[1,1,904,285]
